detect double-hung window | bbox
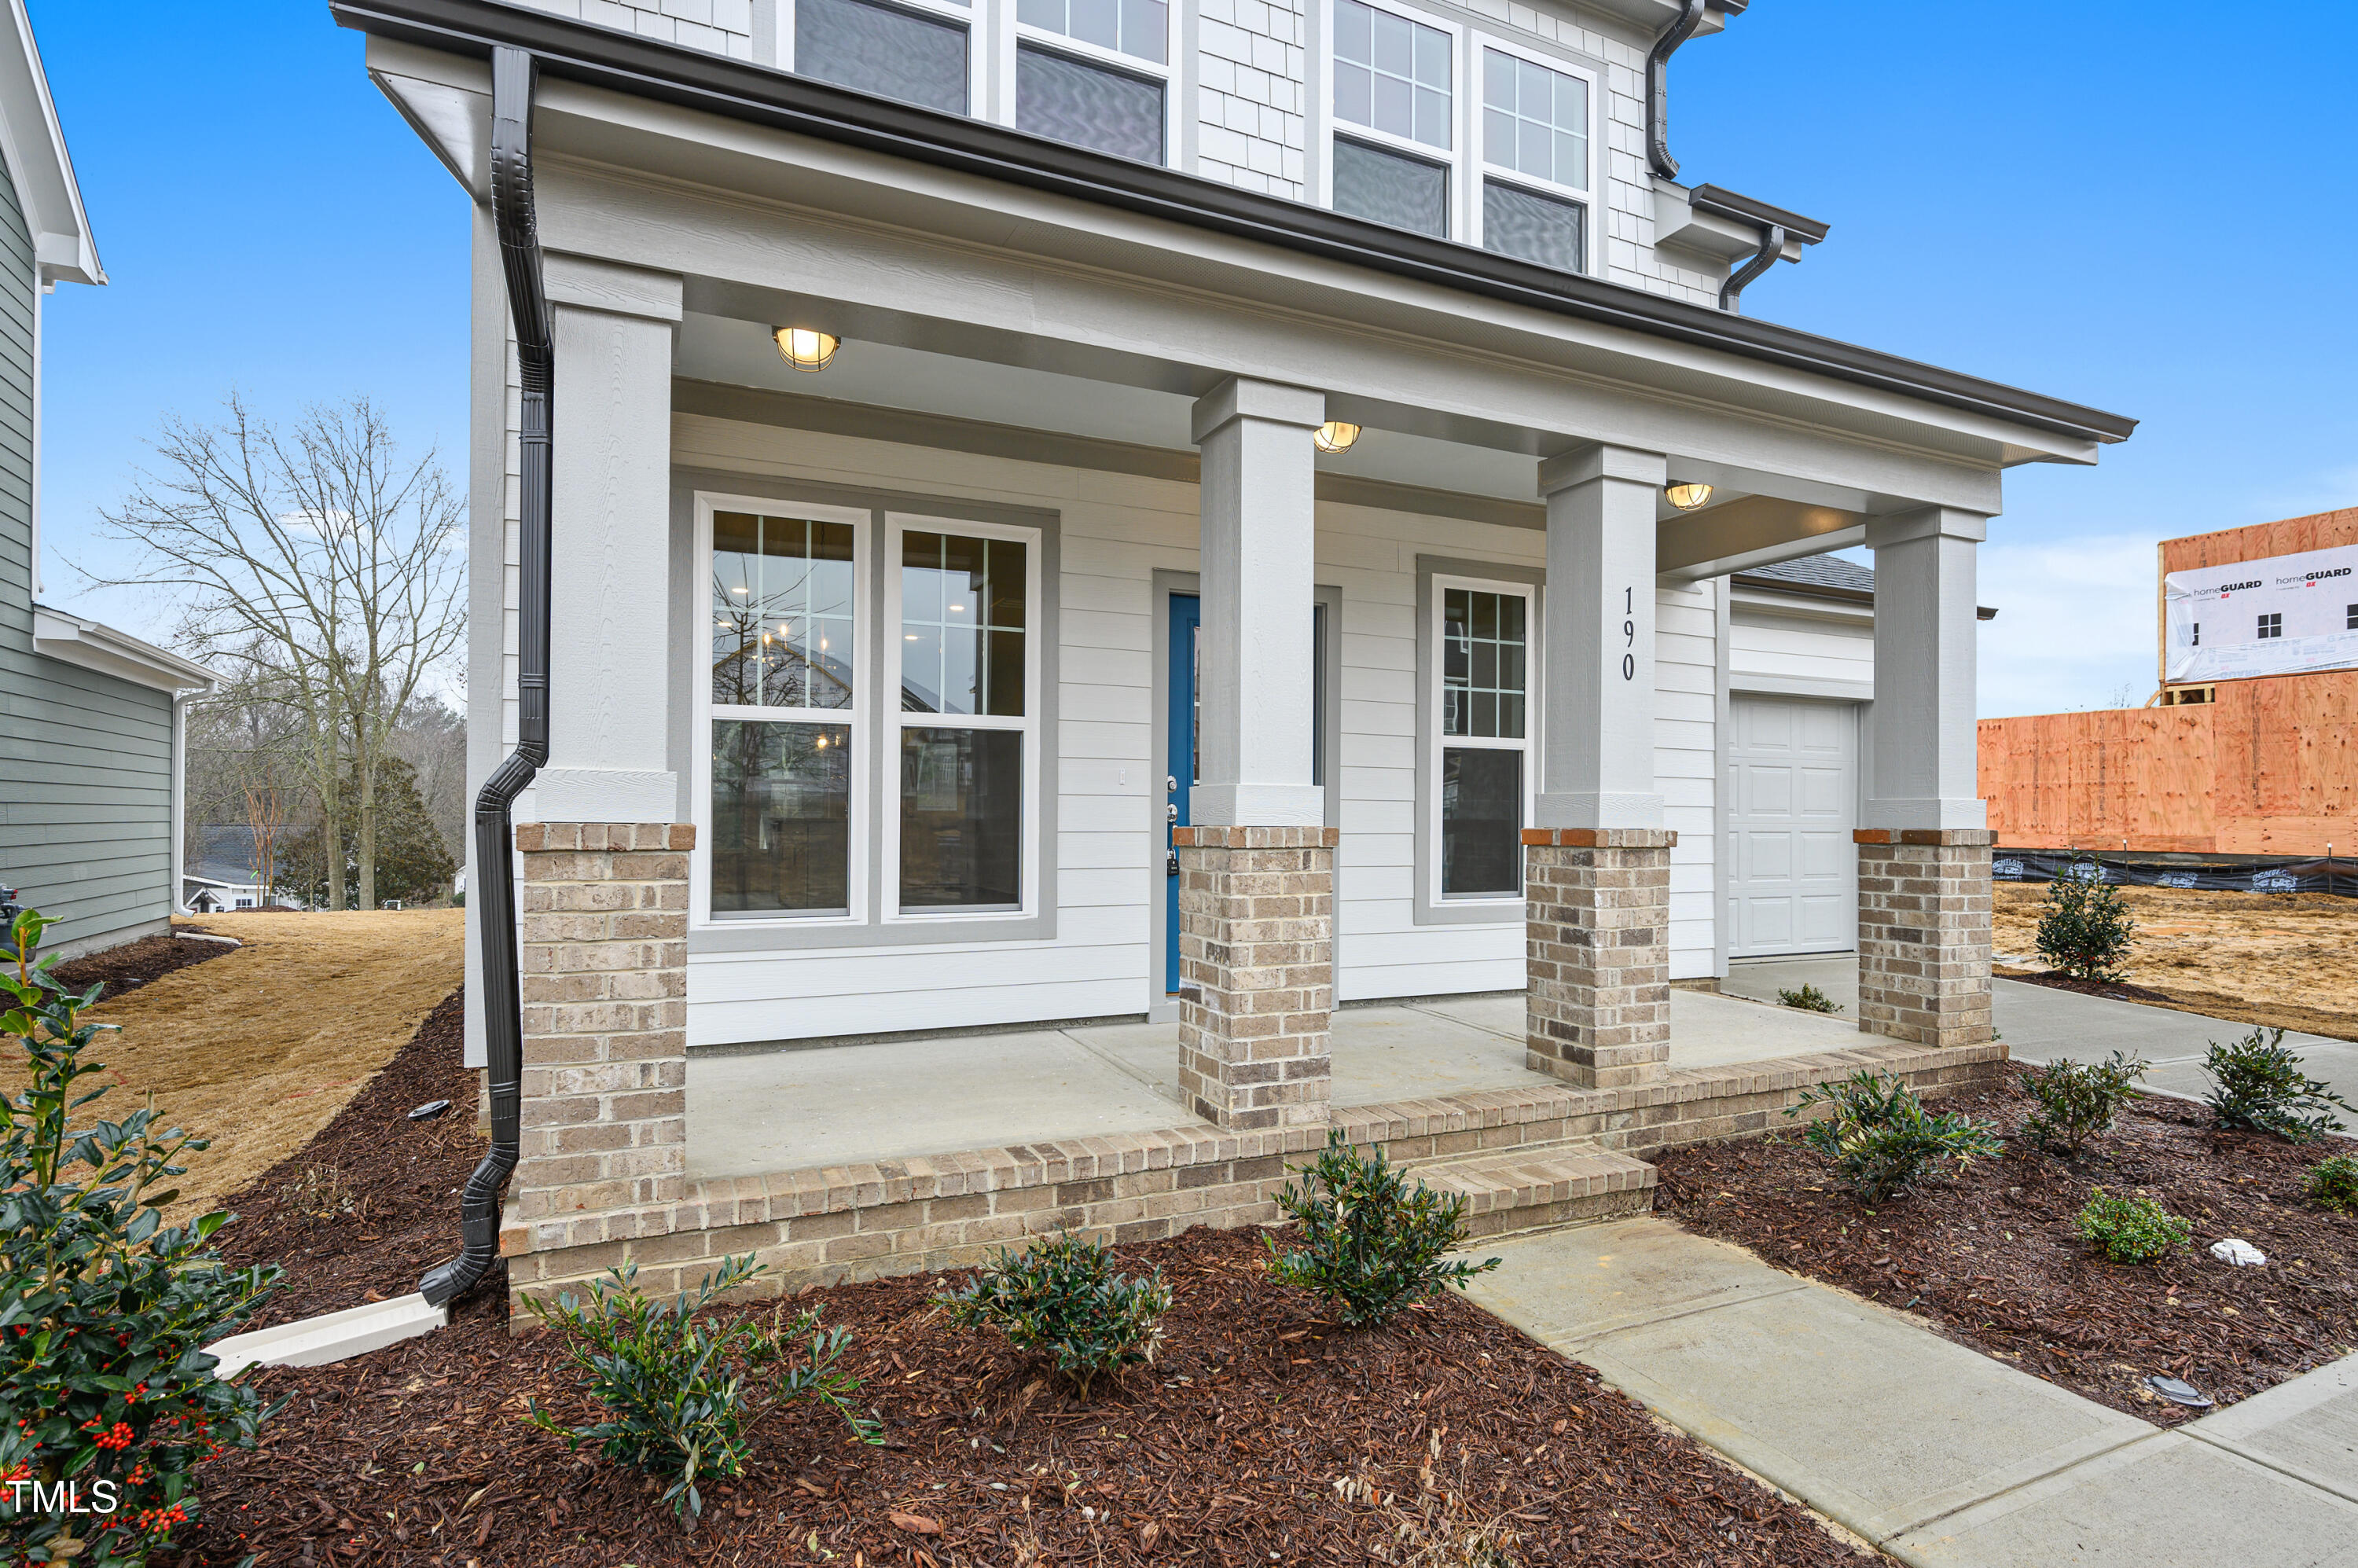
[1330,0,1454,238]
[1434,580,1532,900]
[1016,0,1173,163]
[1478,44,1591,273]
[790,0,977,115]
[708,505,866,919]
[891,516,1041,914]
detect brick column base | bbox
[509,821,693,1246]
[1173,825,1336,1131]
[1523,828,1675,1089]
[1855,828,1994,1048]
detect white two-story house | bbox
[336,0,2131,1312]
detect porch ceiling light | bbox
[773,326,840,372]
[1664,482,1714,511]
[1313,420,1361,454]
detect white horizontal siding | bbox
[1729,608,1875,686]
[670,413,1727,1041]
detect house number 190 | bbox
[1621,586,1636,681]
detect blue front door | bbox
[1165,593,1199,994]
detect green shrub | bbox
[937,1232,1171,1397]
[2305,1155,2358,1214]
[1787,1070,2004,1204]
[2074,1188,2191,1263]
[2203,1027,2352,1142]
[526,1254,877,1526]
[2018,1052,2149,1157]
[1776,984,1842,1015]
[0,909,283,1566]
[1265,1129,1501,1327]
[2033,855,2137,982]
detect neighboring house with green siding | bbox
[0,0,212,959]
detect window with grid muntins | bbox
[1334,0,1451,149]
[1019,0,1166,62]
[1442,588,1527,738]
[2258,612,2283,640]
[1482,48,1585,189]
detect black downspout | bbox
[421,43,552,1310]
[1717,222,1786,314]
[1644,0,1707,181]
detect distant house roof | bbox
[1731,554,1998,621]
[1739,555,1875,596]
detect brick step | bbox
[1417,1147,1658,1239]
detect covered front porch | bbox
[685,986,1864,1179]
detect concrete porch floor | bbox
[685,987,1861,1181]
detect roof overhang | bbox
[333,0,2135,468]
[32,606,215,692]
[0,0,97,286]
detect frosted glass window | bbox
[796,0,968,116]
[1483,178,1585,273]
[1016,43,1166,163]
[1332,135,1447,237]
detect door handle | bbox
[1166,802,1179,822]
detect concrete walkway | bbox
[1721,955,2358,1107]
[1467,1218,2358,1567]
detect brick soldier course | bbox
[1853,828,1996,1048]
[508,821,693,1235]
[1171,824,1338,1131]
[1522,827,1677,1089]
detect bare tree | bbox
[97,395,465,909]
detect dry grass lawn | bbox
[60,909,465,1220]
[1995,882,2358,1041]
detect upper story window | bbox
[795,0,974,116]
[1476,44,1591,273]
[1329,0,1453,238]
[784,0,1173,166]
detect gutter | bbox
[327,0,2136,447]
[1644,0,1706,182]
[420,41,551,1309]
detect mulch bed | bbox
[175,1224,1869,1567]
[212,987,487,1332]
[171,995,1872,1566]
[1655,1079,2358,1424]
[1990,968,2182,1008]
[46,931,237,997]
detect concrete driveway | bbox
[1720,956,2358,1111]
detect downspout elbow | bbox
[1645,0,1708,182]
[1718,222,1786,314]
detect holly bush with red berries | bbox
[0,909,282,1564]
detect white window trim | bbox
[1468,31,1597,263]
[882,509,1046,923]
[691,493,875,932]
[778,0,992,122]
[1427,571,1537,907]
[1001,3,1184,166]
[1318,0,1466,238]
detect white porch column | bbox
[1534,444,1666,832]
[1857,507,1996,1048]
[1187,376,1325,828]
[1174,376,1334,1131]
[538,255,683,824]
[1524,443,1675,1089]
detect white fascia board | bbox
[31,606,216,692]
[494,69,2096,491]
[0,0,99,287]
[1729,582,1875,627]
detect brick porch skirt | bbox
[499,1038,2007,1323]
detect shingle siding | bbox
[0,161,176,955]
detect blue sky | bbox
[29,1,2358,717]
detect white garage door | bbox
[1726,696,1857,957]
